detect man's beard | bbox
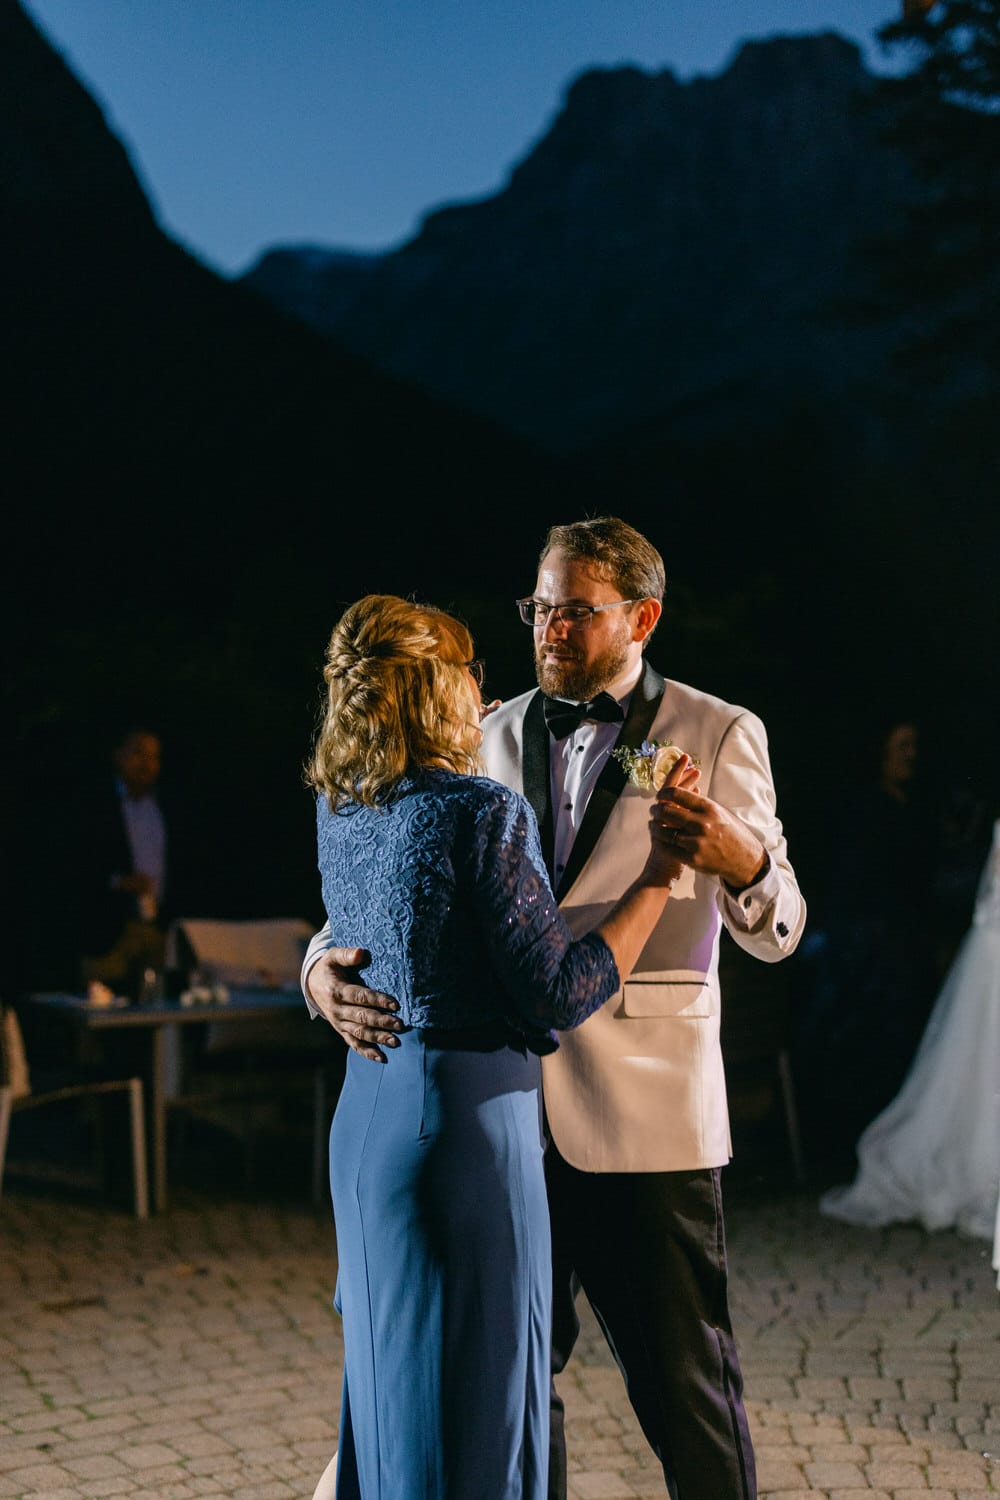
[534,631,631,701]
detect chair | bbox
[166,918,316,992]
[0,1002,149,1218]
[164,919,341,1206]
[718,933,806,1183]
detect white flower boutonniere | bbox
[612,739,701,792]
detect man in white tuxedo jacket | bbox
[303,516,805,1500]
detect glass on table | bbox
[137,967,166,1007]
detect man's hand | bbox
[306,946,405,1063]
[657,786,768,890]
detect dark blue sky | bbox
[24,0,899,277]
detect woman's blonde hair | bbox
[306,594,484,810]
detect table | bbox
[25,989,313,1212]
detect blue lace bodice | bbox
[316,768,620,1051]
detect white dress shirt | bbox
[550,660,643,885]
[118,780,166,920]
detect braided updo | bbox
[306,594,484,809]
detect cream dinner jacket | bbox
[302,663,806,1173]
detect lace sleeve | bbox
[464,784,620,1036]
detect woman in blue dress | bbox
[306,593,695,1500]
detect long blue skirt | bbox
[329,1025,551,1500]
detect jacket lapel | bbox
[555,661,666,899]
[521,690,555,878]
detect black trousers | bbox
[544,1143,756,1500]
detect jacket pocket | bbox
[621,972,712,1018]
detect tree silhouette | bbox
[866,0,1000,382]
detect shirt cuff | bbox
[301,950,322,1017]
[723,851,776,927]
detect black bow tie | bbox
[542,691,625,740]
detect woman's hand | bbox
[646,754,701,886]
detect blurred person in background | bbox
[72,723,174,999]
[794,714,939,1171]
[821,807,1000,1290]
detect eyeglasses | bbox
[465,659,486,689]
[515,597,640,628]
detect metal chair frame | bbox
[0,1004,149,1218]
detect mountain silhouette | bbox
[243,33,917,454]
[241,28,999,806]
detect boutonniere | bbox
[612,739,701,791]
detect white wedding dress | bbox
[820,817,1000,1289]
